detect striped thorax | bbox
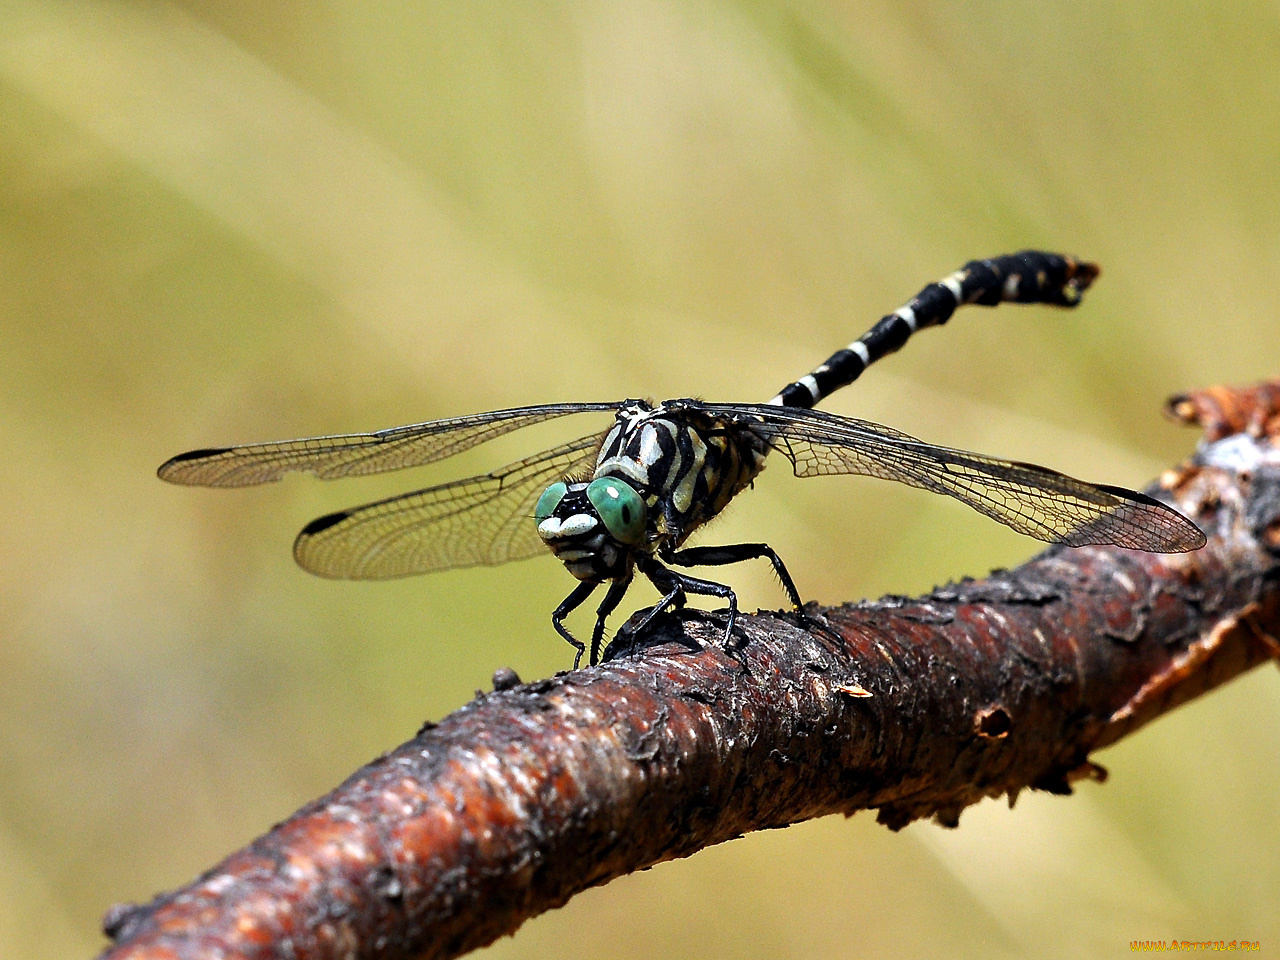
[535,399,770,581]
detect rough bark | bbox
[99,380,1280,960]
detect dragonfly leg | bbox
[552,580,599,669]
[627,558,687,644]
[638,557,738,648]
[589,577,632,666]
[668,543,803,609]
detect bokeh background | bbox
[3,2,1279,957]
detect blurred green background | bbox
[2,2,1278,957]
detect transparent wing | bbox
[157,402,621,487]
[292,433,603,579]
[701,403,1205,553]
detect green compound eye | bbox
[535,482,568,522]
[586,477,646,545]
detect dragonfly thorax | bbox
[590,399,771,550]
[532,399,774,583]
[533,398,773,583]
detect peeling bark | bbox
[99,381,1280,960]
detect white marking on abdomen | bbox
[894,305,918,331]
[941,271,965,301]
[1003,274,1020,298]
[848,340,871,364]
[799,374,820,401]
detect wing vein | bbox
[699,402,1204,552]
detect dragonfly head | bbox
[535,477,647,580]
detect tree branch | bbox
[99,380,1280,960]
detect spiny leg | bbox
[552,580,598,669]
[637,557,739,649]
[589,577,632,666]
[626,558,687,653]
[770,251,1099,409]
[668,542,803,610]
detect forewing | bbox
[292,433,603,579]
[704,403,1205,553]
[158,402,620,487]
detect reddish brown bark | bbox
[99,381,1280,960]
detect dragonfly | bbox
[160,251,1205,668]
